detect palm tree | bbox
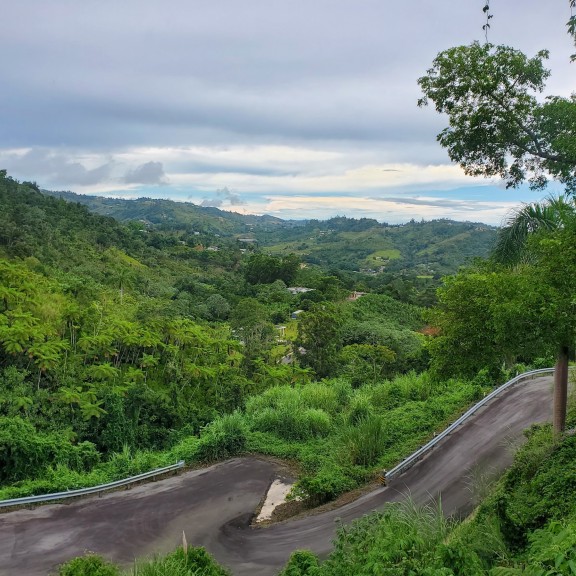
[493,195,575,435]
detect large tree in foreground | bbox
[494,197,576,434]
[418,42,576,192]
[418,16,576,434]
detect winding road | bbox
[0,375,553,576]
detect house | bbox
[347,291,367,301]
[287,287,314,295]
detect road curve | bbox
[0,376,553,576]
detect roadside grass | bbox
[0,371,487,506]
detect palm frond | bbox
[492,196,573,265]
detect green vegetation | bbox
[44,189,497,307]
[56,546,229,576]
[3,163,574,575]
[57,420,576,574]
[276,415,576,576]
[0,170,488,505]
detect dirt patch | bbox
[255,480,383,526]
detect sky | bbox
[1,1,574,225]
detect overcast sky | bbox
[1,1,573,224]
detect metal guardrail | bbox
[0,460,185,509]
[384,368,560,482]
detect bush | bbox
[168,435,201,463]
[292,461,358,505]
[0,416,100,483]
[132,545,230,576]
[494,429,576,548]
[278,550,320,576]
[195,411,248,462]
[58,553,120,576]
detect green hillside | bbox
[39,190,498,307]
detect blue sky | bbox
[1,1,573,224]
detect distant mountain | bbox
[40,190,497,278]
[255,216,498,278]
[42,189,294,236]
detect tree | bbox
[494,197,576,434]
[418,10,576,434]
[205,294,231,320]
[244,253,300,285]
[418,42,576,191]
[428,267,557,382]
[296,303,343,378]
[339,343,396,386]
[230,298,275,370]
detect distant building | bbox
[347,291,367,301]
[287,287,314,295]
[291,310,304,319]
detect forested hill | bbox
[257,216,497,279]
[43,188,498,279]
[42,188,288,235]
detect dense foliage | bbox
[3,169,572,575]
[276,408,576,576]
[2,170,489,504]
[43,188,497,306]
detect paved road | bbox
[0,376,553,576]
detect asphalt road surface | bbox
[0,376,553,576]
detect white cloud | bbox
[0,2,571,223]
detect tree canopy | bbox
[418,42,576,192]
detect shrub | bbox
[495,430,576,548]
[195,411,248,462]
[278,550,320,576]
[132,546,230,576]
[292,461,357,505]
[58,553,120,576]
[168,436,201,463]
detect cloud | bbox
[123,161,168,185]
[1,148,113,186]
[258,194,517,225]
[201,186,245,207]
[378,196,489,211]
[0,1,570,224]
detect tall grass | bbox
[319,498,457,576]
[131,546,229,576]
[195,411,248,462]
[338,415,387,467]
[250,405,332,440]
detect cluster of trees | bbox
[27,3,576,574]
[0,171,437,495]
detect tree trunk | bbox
[553,345,569,437]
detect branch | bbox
[486,92,569,164]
